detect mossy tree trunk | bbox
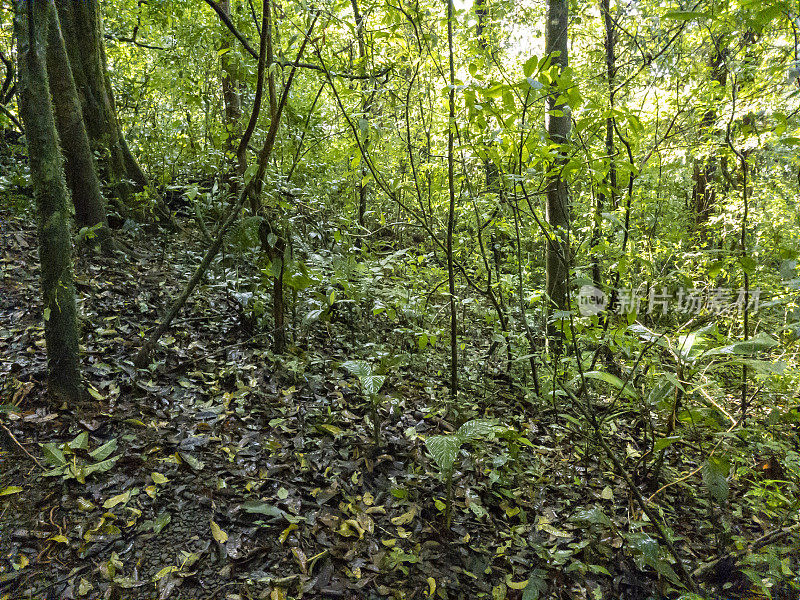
[544,0,571,345]
[44,1,113,252]
[54,0,148,203]
[219,0,242,154]
[15,0,83,405]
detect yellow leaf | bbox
[103,491,131,509]
[270,588,287,600]
[87,385,105,400]
[507,577,529,590]
[316,424,343,437]
[426,577,436,597]
[151,472,169,484]
[48,535,69,544]
[381,538,397,547]
[390,505,417,525]
[210,519,228,543]
[153,565,178,580]
[0,486,23,496]
[279,522,298,544]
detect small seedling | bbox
[41,432,119,483]
[342,360,387,446]
[425,419,499,527]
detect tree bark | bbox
[15,0,83,404]
[219,0,242,154]
[692,38,727,231]
[351,0,370,244]
[54,0,147,203]
[592,0,616,287]
[544,0,571,343]
[447,0,458,405]
[44,1,113,252]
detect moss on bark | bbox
[15,0,83,405]
[44,2,113,253]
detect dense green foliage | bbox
[2,0,800,597]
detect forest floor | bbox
[0,203,798,600]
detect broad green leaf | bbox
[153,565,178,581]
[153,512,171,534]
[84,456,119,476]
[523,55,539,78]
[647,377,675,408]
[69,432,89,451]
[702,457,729,502]
[572,506,613,527]
[457,419,497,441]
[703,333,779,358]
[42,443,67,467]
[0,486,23,496]
[342,360,373,379]
[89,439,117,461]
[583,371,639,399]
[653,436,682,452]
[316,423,344,437]
[362,374,386,396]
[242,501,285,519]
[425,434,461,472]
[179,452,205,471]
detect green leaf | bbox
[342,360,373,379]
[242,501,285,519]
[523,55,539,78]
[69,432,89,451]
[572,506,613,527]
[653,436,681,452]
[362,374,386,396]
[152,512,171,534]
[582,371,639,399]
[316,423,344,437]
[153,565,178,581]
[89,439,117,461]
[179,452,205,471]
[425,434,461,472]
[84,456,119,476]
[647,377,675,408]
[342,360,385,395]
[0,486,23,496]
[702,457,729,502]
[42,443,67,467]
[703,333,779,358]
[457,419,497,441]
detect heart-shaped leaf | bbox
[425,435,461,472]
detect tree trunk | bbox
[15,0,83,404]
[692,38,727,231]
[592,0,616,287]
[544,0,571,342]
[351,0,370,245]
[55,0,147,202]
[44,2,113,252]
[447,0,458,405]
[219,0,242,153]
